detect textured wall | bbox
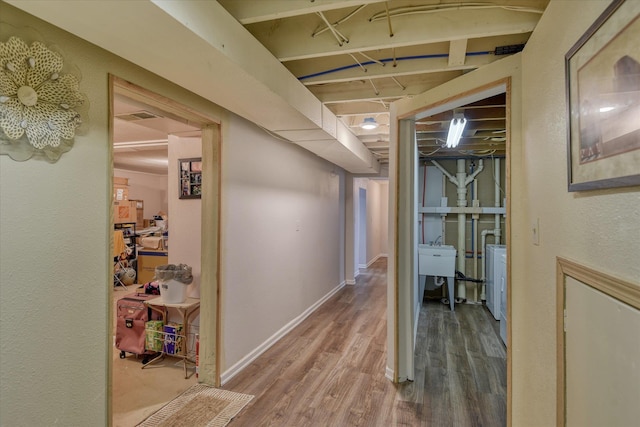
[515,1,640,424]
[0,4,224,425]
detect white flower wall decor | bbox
[0,36,86,161]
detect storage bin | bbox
[155,264,193,304]
[159,279,188,304]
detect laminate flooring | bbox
[224,258,507,426]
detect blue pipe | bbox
[297,51,493,81]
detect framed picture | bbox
[178,157,202,199]
[565,0,640,191]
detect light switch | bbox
[532,218,540,246]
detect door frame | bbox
[390,77,512,420]
[108,75,222,419]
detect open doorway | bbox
[392,79,511,422]
[109,76,221,425]
[357,187,367,271]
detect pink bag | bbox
[115,293,161,360]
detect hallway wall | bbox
[219,112,346,381]
[366,179,389,263]
[0,3,345,424]
[515,1,640,424]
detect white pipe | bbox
[431,160,457,185]
[494,158,501,244]
[480,229,494,300]
[456,159,467,301]
[432,159,484,303]
[441,172,446,246]
[473,178,479,280]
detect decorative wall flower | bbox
[0,36,84,156]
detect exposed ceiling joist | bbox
[246,7,542,61]
[218,0,388,25]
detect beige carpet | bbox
[137,384,253,427]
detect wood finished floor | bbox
[224,258,506,426]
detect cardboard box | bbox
[114,176,129,186]
[163,322,184,355]
[114,200,137,223]
[145,320,164,352]
[137,251,169,284]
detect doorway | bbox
[357,187,367,271]
[109,76,221,425]
[392,79,512,418]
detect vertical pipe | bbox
[494,158,501,244]
[456,159,467,300]
[473,178,478,278]
[442,173,446,245]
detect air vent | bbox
[115,110,163,121]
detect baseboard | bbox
[413,303,421,352]
[346,279,356,285]
[366,253,387,267]
[220,280,346,385]
[385,366,395,382]
[354,269,360,279]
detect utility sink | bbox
[418,244,456,277]
[418,244,457,311]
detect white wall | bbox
[219,113,346,379]
[168,136,202,299]
[353,178,389,272]
[366,179,389,263]
[114,168,168,218]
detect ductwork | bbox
[8,0,380,174]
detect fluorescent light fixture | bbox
[446,114,466,148]
[599,106,615,113]
[360,117,379,130]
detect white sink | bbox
[418,244,456,277]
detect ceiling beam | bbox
[7,0,380,174]
[217,0,387,25]
[417,107,506,123]
[298,53,494,86]
[448,39,468,67]
[248,8,541,61]
[310,73,461,103]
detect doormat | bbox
[137,384,254,427]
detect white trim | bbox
[366,252,387,268]
[385,366,395,382]
[220,280,346,385]
[354,269,360,278]
[358,263,368,269]
[413,303,421,352]
[346,279,356,285]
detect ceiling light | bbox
[446,114,466,148]
[360,117,379,130]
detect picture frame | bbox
[178,157,202,199]
[565,0,640,191]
